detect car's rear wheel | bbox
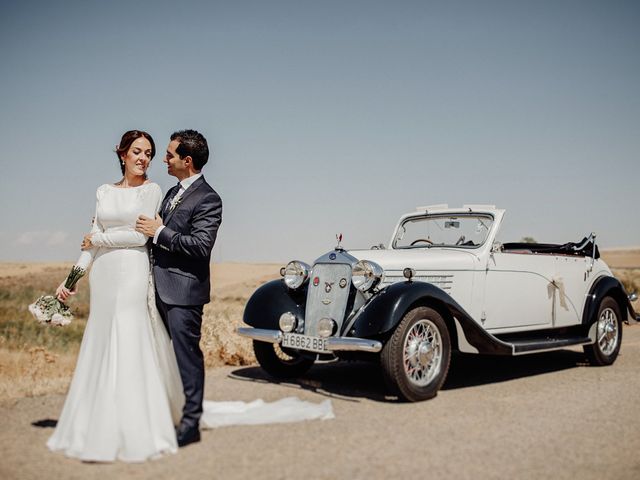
[583,296,623,366]
[381,306,451,402]
[253,340,314,378]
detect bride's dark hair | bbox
[115,130,156,174]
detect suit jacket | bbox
[152,176,222,306]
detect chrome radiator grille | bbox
[304,263,352,336]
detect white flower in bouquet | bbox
[28,302,49,323]
[28,295,74,325]
[51,313,71,326]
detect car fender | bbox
[582,275,634,325]
[348,281,512,355]
[243,280,307,329]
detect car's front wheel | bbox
[583,296,623,366]
[253,340,315,378]
[381,306,451,402]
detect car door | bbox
[482,251,554,331]
[551,255,589,327]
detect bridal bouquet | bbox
[28,266,86,326]
[29,295,73,326]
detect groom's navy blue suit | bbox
[153,175,222,429]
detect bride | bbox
[47,130,332,463]
[48,130,184,462]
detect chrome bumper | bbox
[236,327,383,353]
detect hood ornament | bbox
[335,233,343,250]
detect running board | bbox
[504,336,592,355]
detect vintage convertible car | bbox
[237,205,638,401]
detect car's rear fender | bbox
[349,281,513,355]
[243,280,307,329]
[582,275,635,325]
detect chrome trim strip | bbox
[237,327,282,344]
[380,272,455,291]
[325,337,383,353]
[236,327,382,353]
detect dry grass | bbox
[612,268,640,312]
[601,248,640,269]
[0,347,78,405]
[202,295,255,367]
[202,265,281,367]
[0,262,280,402]
[0,264,88,352]
[602,248,640,311]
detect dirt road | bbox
[2,326,639,480]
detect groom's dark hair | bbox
[171,129,209,171]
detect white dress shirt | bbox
[153,173,203,244]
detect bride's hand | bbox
[56,281,77,302]
[81,233,93,251]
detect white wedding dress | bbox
[47,183,333,463]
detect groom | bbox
[136,129,222,447]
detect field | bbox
[0,251,638,404]
[0,262,280,403]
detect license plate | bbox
[281,333,328,353]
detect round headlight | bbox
[279,312,297,332]
[317,318,336,338]
[352,260,384,292]
[283,261,311,289]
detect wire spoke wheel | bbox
[403,319,443,387]
[584,296,622,366]
[596,307,619,356]
[381,306,451,402]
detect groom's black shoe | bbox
[176,423,201,447]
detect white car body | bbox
[350,204,611,335]
[239,204,636,401]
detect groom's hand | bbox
[136,214,163,238]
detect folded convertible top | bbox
[502,237,600,258]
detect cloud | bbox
[15,231,45,246]
[47,231,69,246]
[14,230,69,246]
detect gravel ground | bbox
[1,325,639,480]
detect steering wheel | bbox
[455,235,466,245]
[410,238,434,246]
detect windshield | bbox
[393,214,493,249]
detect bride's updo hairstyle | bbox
[115,130,156,174]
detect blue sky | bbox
[1,0,638,263]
